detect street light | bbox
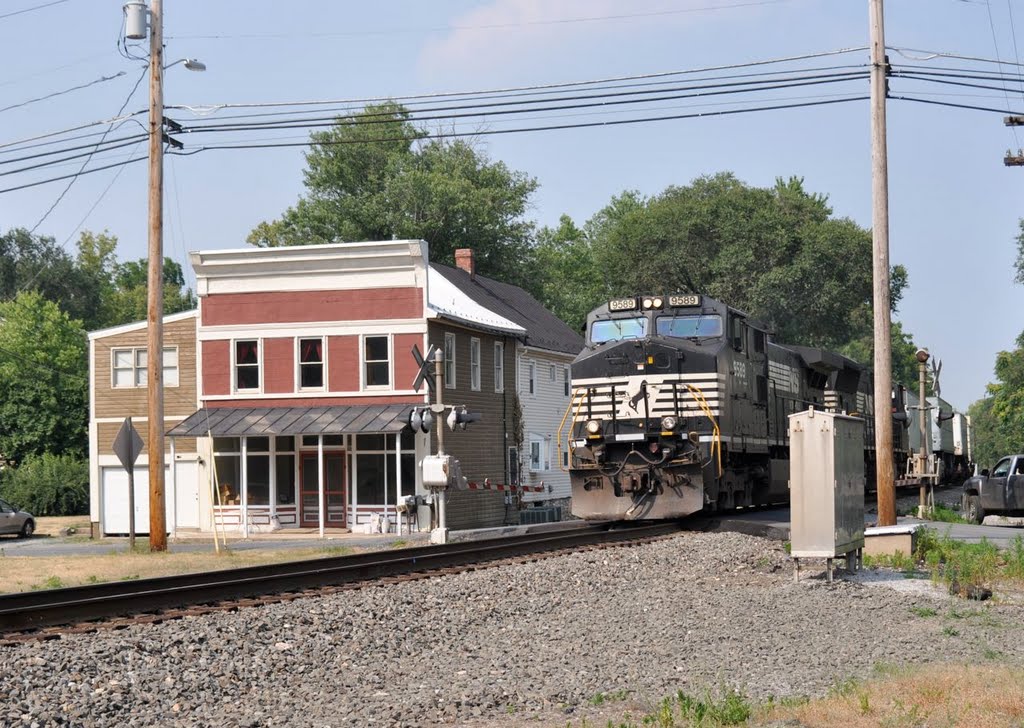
[165,58,206,72]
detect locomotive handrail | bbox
[684,382,723,478]
[557,388,587,473]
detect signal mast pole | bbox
[869,0,896,526]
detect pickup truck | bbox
[961,454,1024,523]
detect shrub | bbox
[0,453,88,516]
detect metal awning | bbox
[167,404,412,438]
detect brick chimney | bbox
[454,248,475,279]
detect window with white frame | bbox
[529,436,545,471]
[563,366,570,397]
[549,364,556,382]
[444,332,456,388]
[494,341,504,392]
[363,335,390,387]
[298,337,324,389]
[112,346,179,388]
[470,337,481,391]
[234,340,260,391]
[528,361,536,395]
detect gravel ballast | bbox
[3,530,1023,727]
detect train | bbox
[560,293,971,521]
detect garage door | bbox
[100,465,171,536]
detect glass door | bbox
[300,453,347,528]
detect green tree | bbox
[585,173,910,350]
[0,228,101,328]
[0,452,88,516]
[0,291,87,463]
[531,215,605,331]
[248,102,539,287]
[106,257,196,325]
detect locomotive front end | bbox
[564,295,724,520]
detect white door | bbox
[100,466,171,535]
[173,460,200,529]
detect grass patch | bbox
[578,688,751,727]
[588,690,630,707]
[910,605,937,618]
[388,539,410,549]
[863,550,916,573]
[760,662,1024,727]
[920,503,970,524]
[0,544,370,593]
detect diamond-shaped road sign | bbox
[112,417,145,471]
[411,344,437,393]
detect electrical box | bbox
[421,455,468,490]
[788,408,865,569]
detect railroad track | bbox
[0,521,685,645]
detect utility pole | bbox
[915,349,930,516]
[869,0,896,526]
[147,0,167,551]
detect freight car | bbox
[561,293,914,520]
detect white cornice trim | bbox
[88,309,197,340]
[201,390,426,402]
[198,319,427,340]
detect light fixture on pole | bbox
[165,57,206,72]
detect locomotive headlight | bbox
[652,297,664,308]
[642,298,654,309]
[660,415,678,431]
[585,419,602,435]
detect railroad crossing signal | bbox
[409,406,435,433]
[446,405,482,431]
[411,344,437,393]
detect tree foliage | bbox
[0,452,88,516]
[0,291,88,463]
[248,102,539,287]
[582,173,909,350]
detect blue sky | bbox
[1,0,1022,411]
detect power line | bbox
[174,71,868,137]
[0,137,147,177]
[0,0,69,21]
[0,131,147,166]
[0,72,126,115]
[168,46,868,115]
[1007,0,1024,101]
[890,94,1023,114]
[167,0,792,41]
[28,65,147,234]
[59,140,145,248]
[888,45,1024,68]
[983,0,1020,144]
[0,155,147,195]
[172,96,868,154]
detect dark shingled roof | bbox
[431,263,584,355]
[168,405,410,437]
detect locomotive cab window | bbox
[590,317,647,344]
[730,317,745,351]
[654,314,722,339]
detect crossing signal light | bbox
[447,405,481,431]
[409,407,434,433]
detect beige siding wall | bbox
[92,314,197,457]
[426,321,517,529]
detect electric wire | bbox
[168,47,868,115]
[174,71,868,137]
[888,45,1024,68]
[0,137,148,177]
[174,96,869,154]
[0,0,68,21]
[1008,0,1024,102]
[0,131,148,165]
[983,0,1020,144]
[27,65,147,234]
[59,140,145,248]
[0,72,127,115]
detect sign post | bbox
[112,417,145,550]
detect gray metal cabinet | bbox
[788,408,866,581]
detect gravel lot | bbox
[3,530,1022,727]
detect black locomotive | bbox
[563,293,911,520]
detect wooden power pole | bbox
[147,0,167,551]
[869,0,896,526]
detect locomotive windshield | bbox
[655,314,723,338]
[591,317,648,343]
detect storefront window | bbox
[276,455,295,505]
[356,453,386,504]
[247,454,270,505]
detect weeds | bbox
[34,575,64,590]
[942,626,960,637]
[920,504,969,524]
[910,606,937,618]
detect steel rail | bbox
[0,521,683,634]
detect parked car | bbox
[0,498,34,537]
[961,454,1024,523]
